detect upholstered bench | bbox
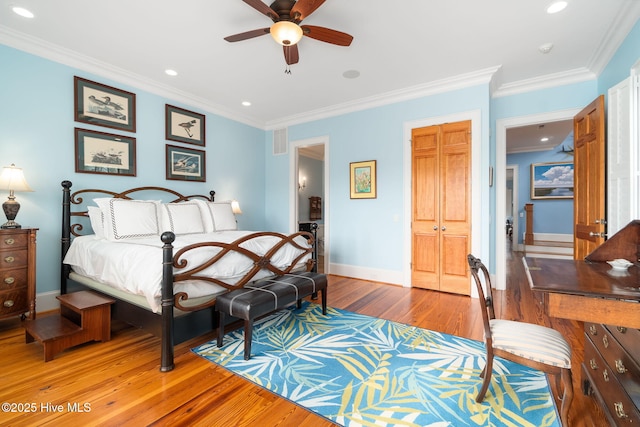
[215,272,327,360]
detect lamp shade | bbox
[231,200,242,215]
[0,164,32,192]
[270,21,303,46]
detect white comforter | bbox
[63,231,310,313]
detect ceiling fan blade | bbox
[224,28,270,42]
[291,0,326,22]
[242,0,278,21]
[284,45,299,65]
[301,25,353,46]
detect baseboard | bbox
[35,290,61,313]
[533,233,573,243]
[329,263,405,287]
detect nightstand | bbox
[0,228,37,321]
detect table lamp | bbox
[0,164,33,229]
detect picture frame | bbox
[74,76,136,132]
[530,161,574,199]
[350,160,377,199]
[165,104,206,146]
[165,144,206,182]
[74,128,136,176]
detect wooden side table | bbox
[0,228,37,321]
[24,291,115,361]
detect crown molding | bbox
[0,25,264,129]
[492,67,596,98]
[265,66,501,129]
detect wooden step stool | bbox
[24,291,115,361]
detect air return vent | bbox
[273,128,288,155]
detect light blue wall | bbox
[265,84,491,274]
[599,19,640,94]
[0,45,266,295]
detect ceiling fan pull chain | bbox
[285,66,292,74]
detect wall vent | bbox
[273,128,288,155]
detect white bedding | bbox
[63,231,310,313]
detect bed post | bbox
[61,181,72,295]
[160,231,176,372]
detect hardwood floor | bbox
[0,250,608,426]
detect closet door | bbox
[411,121,471,295]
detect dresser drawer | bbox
[0,289,28,316]
[0,268,27,290]
[607,326,640,360]
[584,337,640,425]
[0,248,28,269]
[0,233,28,250]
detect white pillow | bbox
[94,198,161,241]
[161,202,206,235]
[194,200,237,231]
[87,206,105,239]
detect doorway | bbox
[290,136,329,274]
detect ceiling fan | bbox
[224,0,353,72]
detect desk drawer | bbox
[607,326,640,361]
[0,268,27,290]
[584,337,640,425]
[0,233,28,250]
[0,289,28,316]
[0,249,28,269]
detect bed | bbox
[59,181,317,371]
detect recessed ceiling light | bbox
[538,43,554,54]
[165,69,178,76]
[342,70,360,79]
[546,1,568,14]
[242,101,251,107]
[12,6,34,18]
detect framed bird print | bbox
[165,144,206,182]
[74,76,136,132]
[165,104,206,146]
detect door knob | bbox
[433,226,438,230]
[441,226,446,231]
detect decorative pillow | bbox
[161,202,206,235]
[209,201,238,231]
[87,206,105,239]
[94,198,161,241]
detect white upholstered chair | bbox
[467,254,573,426]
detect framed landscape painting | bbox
[74,76,136,132]
[530,161,574,199]
[75,128,136,176]
[350,160,377,199]
[165,144,206,182]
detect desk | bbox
[523,254,640,425]
[523,257,640,329]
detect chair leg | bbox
[216,311,226,347]
[559,368,573,426]
[476,354,494,403]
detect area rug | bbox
[192,302,559,427]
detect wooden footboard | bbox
[60,180,317,372]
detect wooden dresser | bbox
[524,220,640,426]
[0,228,37,321]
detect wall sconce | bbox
[0,164,33,229]
[231,200,242,215]
[298,176,306,191]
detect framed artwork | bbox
[165,104,206,146]
[74,76,136,132]
[74,128,136,176]
[165,144,206,182]
[350,160,377,199]
[530,161,574,199]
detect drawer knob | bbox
[4,256,15,263]
[602,335,609,348]
[614,402,628,419]
[588,325,597,335]
[615,359,627,374]
[3,299,14,308]
[4,238,15,245]
[4,277,14,285]
[616,326,627,334]
[589,359,598,370]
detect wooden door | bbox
[412,121,471,295]
[574,95,606,259]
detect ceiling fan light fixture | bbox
[270,21,303,46]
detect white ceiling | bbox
[1,0,639,135]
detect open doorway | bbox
[290,137,329,274]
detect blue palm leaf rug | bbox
[192,302,559,427]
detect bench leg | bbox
[244,319,253,360]
[217,311,226,347]
[321,288,327,315]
